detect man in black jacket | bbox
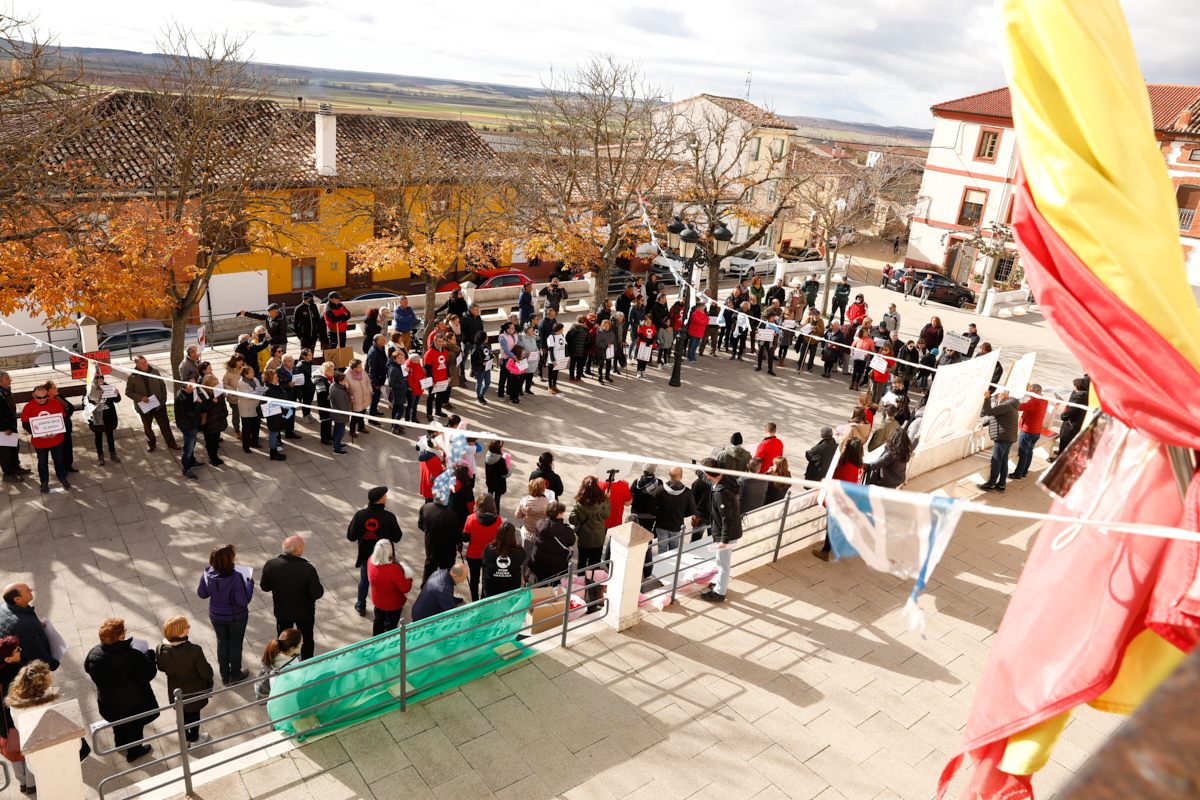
[174,383,204,480]
[0,372,30,482]
[347,486,403,616]
[695,458,742,602]
[538,278,569,313]
[0,582,58,670]
[293,292,326,351]
[978,388,1021,493]
[366,334,389,423]
[260,536,325,660]
[804,427,839,481]
[418,495,461,584]
[240,303,289,351]
[765,278,786,307]
[461,304,486,373]
[654,467,696,555]
[831,277,852,325]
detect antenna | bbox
[745,71,752,100]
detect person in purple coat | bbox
[197,544,254,685]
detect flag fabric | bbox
[196,325,207,356]
[939,1,1200,797]
[826,481,966,631]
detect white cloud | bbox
[31,0,1196,129]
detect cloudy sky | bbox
[28,0,1200,129]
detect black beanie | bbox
[730,432,743,446]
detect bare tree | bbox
[517,56,679,307]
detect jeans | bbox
[211,616,248,679]
[1012,431,1040,479]
[357,561,369,611]
[94,428,116,456]
[181,429,199,471]
[731,334,746,359]
[369,386,382,417]
[851,359,868,385]
[0,444,21,476]
[35,443,66,487]
[268,430,281,451]
[713,546,732,595]
[548,368,559,388]
[756,343,775,372]
[332,421,347,451]
[475,371,491,400]
[654,527,683,555]
[687,335,701,361]
[405,394,421,421]
[987,440,1014,488]
[569,356,585,381]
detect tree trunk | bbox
[591,260,612,310]
[168,309,190,383]
[706,262,721,306]
[423,274,438,344]
[820,249,837,316]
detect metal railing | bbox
[91,489,826,799]
[1181,207,1196,233]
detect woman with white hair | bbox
[367,540,414,635]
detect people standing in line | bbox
[221,355,245,440]
[565,315,590,384]
[418,490,461,584]
[753,422,784,472]
[367,541,413,635]
[831,277,851,325]
[814,438,865,561]
[754,312,779,375]
[694,458,742,602]
[155,616,214,749]
[385,348,409,434]
[685,300,707,363]
[0,583,58,671]
[570,476,612,568]
[651,468,695,555]
[718,432,752,472]
[179,345,202,386]
[20,384,70,493]
[237,365,264,454]
[482,522,526,599]
[849,327,875,392]
[79,374,121,466]
[595,318,618,383]
[423,335,451,419]
[40,381,79,475]
[820,323,844,378]
[515,478,550,556]
[0,372,30,483]
[527,502,576,584]
[411,564,467,622]
[545,323,567,395]
[804,427,839,481]
[977,388,1021,493]
[462,494,501,602]
[260,369,290,462]
[345,358,371,439]
[365,333,389,423]
[328,370,352,455]
[323,291,352,348]
[444,330,464,407]
[85,618,160,762]
[635,318,657,378]
[737,458,767,513]
[469,331,493,405]
[795,309,824,373]
[504,345,527,404]
[197,545,253,684]
[347,486,403,616]
[484,440,511,510]
[260,536,324,661]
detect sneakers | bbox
[189,733,212,749]
[333,449,348,456]
[183,470,198,481]
[699,590,726,602]
[976,483,995,492]
[222,669,250,686]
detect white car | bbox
[721,248,781,280]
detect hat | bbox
[327,291,342,300]
[643,462,657,475]
[302,291,314,301]
[730,432,743,446]
[930,347,939,355]
[368,486,388,503]
[267,303,281,312]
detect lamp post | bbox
[669,222,732,388]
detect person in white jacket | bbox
[545,323,568,396]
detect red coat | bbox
[406,363,426,396]
[367,561,413,612]
[1019,397,1049,434]
[420,454,443,499]
[753,436,784,472]
[686,309,709,338]
[670,305,684,331]
[324,301,351,334]
[846,302,868,324]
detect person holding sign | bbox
[403,353,427,425]
[468,331,493,406]
[85,375,123,466]
[869,345,894,405]
[199,376,229,467]
[174,383,205,480]
[504,346,528,405]
[594,319,618,384]
[126,356,179,453]
[423,335,450,421]
[20,387,69,493]
[386,349,409,434]
[42,380,79,475]
[685,300,708,363]
[754,313,781,375]
[546,322,567,395]
[262,369,291,462]
[635,320,657,379]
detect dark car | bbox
[779,246,823,263]
[889,269,975,307]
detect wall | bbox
[201,270,270,319]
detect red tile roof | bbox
[695,95,797,131]
[932,84,1200,133]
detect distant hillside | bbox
[781,115,932,147]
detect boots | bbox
[110,451,121,464]
[97,452,104,466]
[270,449,287,461]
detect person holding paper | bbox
[236,366,265,454]
[199,376,229,467]
[198,545,254,682]
[85,375,122,466]
[503,346,527,404]
[155,616,214,749]
[594,319,617,384]
[328,371,353,455]
[39,380,79,475]
[517,324,538,394]
[345,359,371,438]
[262,369,291,462]
[444,330,463,409]
[20,387,69,493]
[423,335,451,420]
[754,313,781,376]
[126,356,180,453]
[278,356,302,441]
[84,618,161,762]
[0,584,58,671]
[0,372,30,484]
[634,320,657,379]
[174,382,205,480]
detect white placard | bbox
[916,350,1000,453]
[525,353,539,369]
[1005,352,1038,395]
[943,332,971,355]
[43,619,68,662]
[553,357,569,370]
[869,354,888,373]
[29,413,65,437]
[380,385,390,402]
[137,395,160,414]
[0,431,18,447]
[292,373,306,386]
[254,386,268,396]
[130,638,149,654]
[213,387,225,399]
[605,345,615,359]
[514,360,529,374]
[433,379,450,393]
[101,385,118,398]
[636,343,652,362]
[483,359,493,372]
[756,327,776,342]
[800,324,813,336]
[783,320,796,329]
[263,403,282,417]
[234,564,254,582]
[419,377,433,389]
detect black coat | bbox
[565,325,589,358]
[366,344,388,386]
[419,501,461,570]
[347,504,403,568]
[155,639,214,713]
[0,387,17,433]
[485,454,509,495]
[804,437,839,481]
[529,467,564,499]
[87,392,120,432]
[263,384,290,432]
[1058,389,1089,450]
[461,312,486,345]
[245,310,288,345]
[260,554,325,621]
[528,517,576,580]
[293,302,326,344]
[202,394,229,434]
[698,473,742,544]
[85,639,160,724]
[174,389,203,432]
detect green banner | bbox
[268,588,532,737]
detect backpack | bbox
[254,655,299,700]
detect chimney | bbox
[315,102,337,177]
[1178,108,1194,130]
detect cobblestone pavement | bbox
[0,279,1092,799]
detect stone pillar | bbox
[77,316,99,354]
[15,698,87,800]
[603,521,653,632]
[461,282,477,310]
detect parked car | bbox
[33,320,201,366]
[779,246,823,263]
[439,269,532,294]
[889,269,976,307]
[343,287,403,302]
[721,248,781,280]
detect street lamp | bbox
[667,216,685,251]
[669,224,703,388]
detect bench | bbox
[981,288,1037,317]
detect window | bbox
[347,257,372,289]
[957,189,987,227]
[1190,149,1200,162]
[431,186,451,213]
[995,253,1018,284]
[290,190,320,223]
[291,257,316,291]
[974,129,1000,162]
[750,137,762,160]
[770,138,784,159]
[1004,196,1015,224]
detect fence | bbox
[88,493,823,799]
[0,325,82,370]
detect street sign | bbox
[70,350,111,380]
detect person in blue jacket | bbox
[365,334,389,423]
[411,564,467,622]
[391,296,419,350]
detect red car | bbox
[438,269,532,294]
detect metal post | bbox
[173,688,194,796]
[125,320,133,362]
[560,554,574,648]
[398,620,408,711]
[46,327,55,369]
[669,529,686,605]
[773,491,792,563]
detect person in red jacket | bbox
[685,300,708,362]
[21,387,69,493]
[422,335,450,421]
[418,441,444,503]
[1011,383,1050,481]
[753,422,784,473]
[635,322,656,379]
[461,495,501,601]
[366,540,413,635]
[403,353,426,423]
[846,294,868,325]
[323,292,352,348]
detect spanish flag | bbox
[938,1,1200,798]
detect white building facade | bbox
[905,85,1200,294]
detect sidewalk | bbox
[150,445,1114,800]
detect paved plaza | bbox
[0,281,1096,799]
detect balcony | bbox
[1182,207,1196,233]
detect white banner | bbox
[869,354,888,373]
[916,350,1000,452]
[1005,352,1037,395]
